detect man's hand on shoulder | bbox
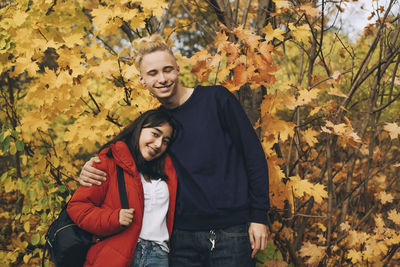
[79,157,107,187]
[248,222,268,258]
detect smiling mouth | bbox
[147,146,159,156]
[156,83,174,90]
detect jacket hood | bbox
[109,141,138,176]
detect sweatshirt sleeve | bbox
[219,87,270,224]
[67,153,125,236]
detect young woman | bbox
[67,109,178,267]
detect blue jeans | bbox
[170,224,255,267]
[131,239,169,267]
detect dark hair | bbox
[100,109,178,180]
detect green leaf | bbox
[11,130,18,138]
[58,185,66,193]
[16,140,24,151]
[2,136,10,152]
[31,233,40,246]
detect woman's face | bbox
[139,122,173,161]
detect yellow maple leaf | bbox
[309,106,322,116]
[63,33,85,47]
[216,67,230,82]
[11,56,39,77]
[292,88,319,107]
[388,209,400,225]
[303,128,319,146]
[274,0,291,9]
[12,10,29,27]
[328,87,347,97]
[299,242,326,266]
[383,122,400,139]
[261,114,295,142]
[347,249,363,264]
[299,3,320,17]
[91,6,112,28]
[287,175,328,204]
[377,191,394,204]
[289,23,312,44]
[262,24,285,42]
[340,221,351,231]
[140,0,168,13]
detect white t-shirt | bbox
[139,173,170,252]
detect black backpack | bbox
[42,165,128,267]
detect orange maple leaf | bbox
[267,155,291,210]
[191,60,211,83]
[233,27,261,50]
[213,31,228,50]
[221,64,248,91]
[223,43,239,63]
[259,42,274,64]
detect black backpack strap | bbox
[116,165,129,209]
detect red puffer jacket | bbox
[67,141,177,267]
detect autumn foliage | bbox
[1,0,400,266]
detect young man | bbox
[79,35,269,266]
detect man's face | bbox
[139,50,180,101]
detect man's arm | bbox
[79,157,107,186]
[219,86,269,257]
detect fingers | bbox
[251,233,260,258]
[249,223,268,258]
[86,161,107,177]
[91,156,101,163]
[261,231,268,251]
[119,209,135,226]
[249,227,255,256]
[79,158,107,186]
[79,174,102,187]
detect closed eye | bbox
[164,66,173,73]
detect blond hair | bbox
[133,34,175,69]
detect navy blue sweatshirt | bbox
[164,85,269,230]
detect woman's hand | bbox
[79,157,107,186]
[119,208,135,226]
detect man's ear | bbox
[139,75,145,86]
